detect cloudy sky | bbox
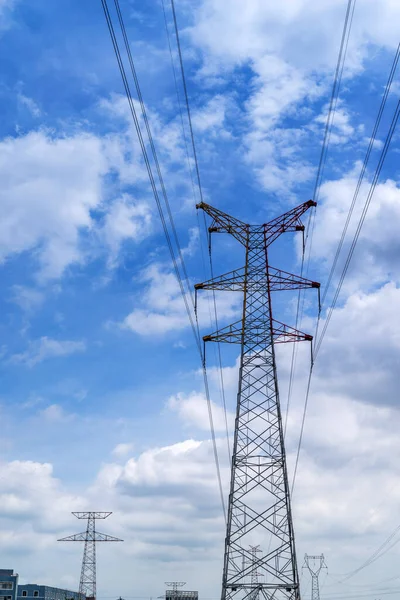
[1,0,400,599]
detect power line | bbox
[337,523,400,583]
[168,0,232,461]
[161,0,231,466]
[292,30,400,494]
[289,0,356,490]
[320,42,400,308]
[101,0,227,522]
[112,0,195,311]
[314,85,400,359]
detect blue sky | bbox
[2,0,400,599]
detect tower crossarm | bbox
[264,199,316,246]
[203,319,312,346]
[72,512,112,519]
[58,532,88,542]
[58,532,122,542]
[196,202,248,245]
[195,266,319,294]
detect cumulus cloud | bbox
[103,194,152,268]
[312,169,400,292]
[112,443,135,458]
[120,262,240,336]
[186,0,400,195]
[167,391,234,432]
[0,131,109,279]
[9,337,86,367]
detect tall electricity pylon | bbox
[302,555,327,600]
[195,200,319,600]
[59,512,123,600]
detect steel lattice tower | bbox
[165,583,186,600]
[58,512,123,600]
[302,555,327,600]
[195,200,319,600]
[246,545,262,600]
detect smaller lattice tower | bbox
[165,583,186,600]
[245,546,262,600]
[58,512,123,600]
[302,555,327,600]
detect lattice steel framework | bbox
[195,200,319,600]
[302,555,327,600]
[246,545,262,600]
[58,512,122,600]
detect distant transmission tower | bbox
[58,512,123,600]
[195,200,319,600]
[165,583,186,598]
[303,555,327,600]
[245,545,262,600]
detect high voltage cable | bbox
[161,0,231,462]
[289,0,356,491]
[314,86,400,359]
[101,0,227,522]
[320,42,400,309]
[160,0,197,208]
[337,522,400,583]
[284,0,355,436]
[114,0,227,522]
[112,0,195,311]
[160,0,227,450]
[168,0,232,461]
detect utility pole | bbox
[58,512,123,600]
[195,200,319,600]
[302,555,327,600]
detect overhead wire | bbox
[168,0,232,462]
[101,0,227,522]
[314,81,400,359]
[337,522,400,583]
[320,42,400,309]
[161,0,231,463]
[284,0,356,437]
[289,0,356,492]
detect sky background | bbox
[1,0,400,599]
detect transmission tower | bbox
[302,555,327,600]
[58,512,123,600]
[245,546,262,600]
[195,200,319,600]
[165,583,186,599]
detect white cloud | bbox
[17,93,41,117]
[192,95,230,134]
[120,262,240,336]
[103,194,152,267]
[167,391,234,432]
[11,285,44,313]
[9,337,86,367]
[186,0,400,194]
[312,168,400,291]
[0,131,108,279]
[40,404,75,423]
[112,443,135,458]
